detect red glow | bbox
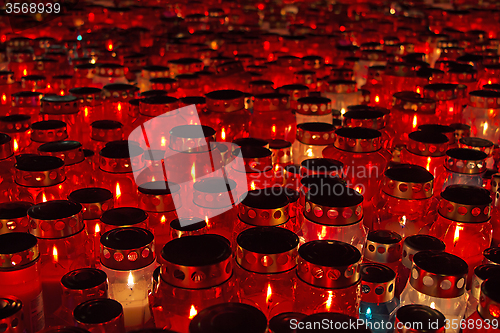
[340,26,346,32]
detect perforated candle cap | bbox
[232,145,272,172]
[138,181,179,213]
[91,120,123,142]
[297,240,362,289]
[296,122,336,145]
[471,265,500,300]
[439,184,491,222]
[169,125,216,153]
[395,305,446,333]
[445,148,487,174]
[100,227,154,270]
[68,188,113,220]
[410,251,468,298]
[38,140,85,166]
[236,226,299,273]
[402,235,445,269]
[332,127,382,153]
[189,303,267,333]
[360,263,396,303]
[382,164,434,199]
[193,177,237,209]
[0,201,32,234]
[205,90,245,113]
[31,120,68,143]
[41,95,79,115]
[73,298,124,328]
[0,297,24,333]
[365,230,402,263]
[99,141,144,173]
[296,96,331,115]
[28,200,84,238]
[239,187,289,226]
[483,247,500,265]
[406,130,449,157]
[458,137,494,157]
[343,109,388,130]
[469,90,500,108]
[0,232,39,269]
[160,234,232,289]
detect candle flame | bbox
[117,103,122,112]
[161,215,166,224]
[355,186,362,194]
[425,157,431,172]
[416,87,421,94]
[151,176,156,182]
[266,283,272,304]
[107,42,113,51]
[250,181,257,191]
[161,136,166,147]
[305,147,314,157]
[221,127,226,141]
[319,226,327,239]
[189,305,197,319]
[453,226,462,244]
[375,95,380,103]
[115,183,122,200]
[42,193,47,202]
[412,115,417,129]
[483,122,489,136]
[430,302,436,309]
[191,163,196,183]
[1,93,6,104]
[272,125,276,134]
[84,107,89,117]
[13,139,18,152]
[489,80,493,85]
[341,108,346,115]
[23,69,27,76]
[90,58,96,64]
[127,271,134,288]
[399,215,407,227]
[95,223,100,234]
[326,290,333,311]
[59,90,65,96]
[52,246,58,262]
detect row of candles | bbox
[3,0,500,332]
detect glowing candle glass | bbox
[292,122,336,165]
[100,227,156,330]
[463,276,500,332]
[0,233,44,333]
[250,93,296,143]
[399,251,469,333]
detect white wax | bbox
[111,283,151,328]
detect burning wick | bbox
[189,305,197,319]
[266,283,272,308]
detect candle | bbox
[74,298,125,333]
[100,227,156,330]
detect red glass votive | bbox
[21,75,48,94]
[189,303,267,333]
[364,230,402,274]
[463,276,500,333]
[8,49,35,82]
[151,235,237,333]
[292,122,336,165]
[27,120,68,154]
[435,148,487,192]
[69,87,104,126]
[38,141,92,189]
[74,299,125,333]
[0,71,16,115]
[423,83,461,123]
[234,227,299,318]
[269,139,293,182]
[50,75,74,97]
[429,185,493,284]
[28,200,90,317]
[73,64,97,87]
[11,91,42,117]
[200,90,251,143]
[50,268,108,326]
[390,92,439,147]
[149,78,179,97]
[88,120,123,154]
[137,65,170,92]
[251,93,295,142]
[277,84,309,112]
[295,96,332,126]
[324,80,362,115]
[97,141,144,207]
[294,240,362,317]
[0,134,15,202]
[13,155,68,203]
[0,233,45,333]
[39,95,83,143]
[168,58,204,77]
[400,130,449,185]
[101,84,139,125]
[373,164,436,237]
[395,235,445,297]
[382,62,418,100]
[93,64,128,89]
[68,187,114,268]
[248,80,275,96]
[362,66,387,107]
[138,181,179,258]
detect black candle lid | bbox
[68,188,113,220]
[161,234,232,289]
[0,297,22,320]
[0,201,32,234]
[100,207,147,227]
[239,187,289,226]
[484,247,500,265]
[100,227,154,270]
[299,313,370,332]
[269,312,306,333]
[395,305,445,333]
[382,164,434,200]
[61,268,107,290]
[406,131,448,157]
[298,240,361,289]
[232,137,268,148]
[300,158,343,178]
[73,298,123,324]
[0,232,38,268]
[236,227,299,273]
[402,235,445,269]
[188,303,267,333]
[439,185,491,223]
